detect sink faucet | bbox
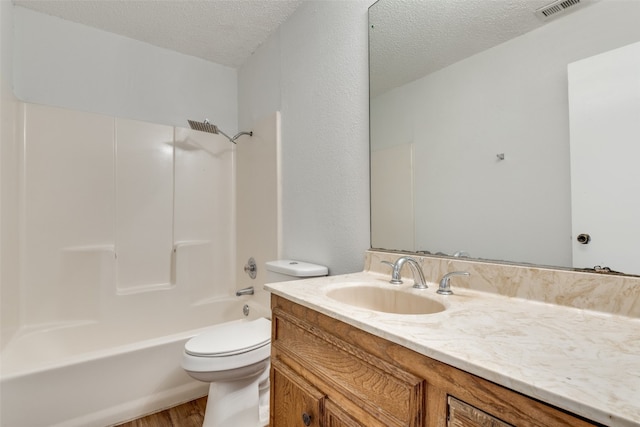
[437,271,470,295]
[381,256,428,289]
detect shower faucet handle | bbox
[244,257,257,279]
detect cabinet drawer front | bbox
[273,309,423,426]
[448,397,513,427]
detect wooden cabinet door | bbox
[271,359,325,427]
[272,306,424,427]
[448,397,513,427]
[324,400,366,427]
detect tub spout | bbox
[236,286,255,296]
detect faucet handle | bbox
[437,271,470,295]
[380,260,403,284]
[380,260,394,269]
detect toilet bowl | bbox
[182,317,271,427]
[182,259,328,427]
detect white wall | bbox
[239,1,371,275]
[13,6,237,131]
[371,0,640,267]
[1,0,20,347]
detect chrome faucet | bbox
[437,271,470,295]
[235,286,254,296]
[381,256,428,289]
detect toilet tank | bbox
[265,260,328,283]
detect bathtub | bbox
[0,297,271,427]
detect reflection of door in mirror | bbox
[371,143,415,251]
[568,41,640,273]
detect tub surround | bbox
[265,250,640,427]
[0,102,281,427]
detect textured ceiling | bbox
[13,0,305,68]
[369,0,598,96]
[14,0,597,92]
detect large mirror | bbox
[369,0,640,275]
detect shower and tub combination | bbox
[0,104,281,426]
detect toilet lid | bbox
[185,317,271,357]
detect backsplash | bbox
[365,250,640,318]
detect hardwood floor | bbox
[114,397,207,427]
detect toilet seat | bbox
[182,317,272,373]
[185,317,271,357]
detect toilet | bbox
[182,259,328,427]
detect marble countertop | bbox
[265,271,640,427]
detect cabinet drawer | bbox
[273,309,424,427]
[448,397,513,427]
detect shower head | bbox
[187,119,252,144]
[188,119,220,134]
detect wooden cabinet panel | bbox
[273,308,424,427]
[271,359,325,427]
[324,400,366,427]
[448,397,513,427]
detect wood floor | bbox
[114,397,207,427]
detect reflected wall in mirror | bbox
[369,0,640,275]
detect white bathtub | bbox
[0,298,271,427]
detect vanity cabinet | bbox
[270,295,602,427]
[270,295,423,427]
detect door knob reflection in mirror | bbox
[577,234,591,244]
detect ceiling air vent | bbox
[535,0,583,20]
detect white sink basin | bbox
[326,285,445,315]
